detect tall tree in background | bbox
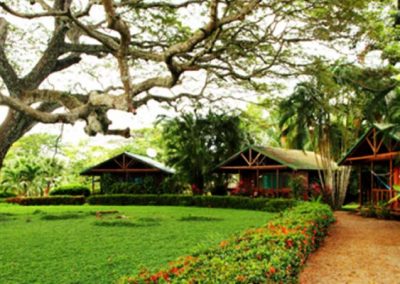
[279,61,398,208]
[0,0,385,168]
[0,134,64,195]
[162,111,249,194]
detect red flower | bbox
[286,239,293,248]
[269,266,276,274]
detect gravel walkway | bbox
[300,211,400,284]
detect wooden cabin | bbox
[80,152,175,193]
[339,124,400,211]
[216,146,333,197]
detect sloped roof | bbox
[80,152,175,175]
[125,152,175,174]
[338,123,400,165]
[217,145,336,171]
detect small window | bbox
[262,173,277,189]
[134,177,144,185]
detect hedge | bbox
[123,202,335,283]
[5,196,86,206]
[49,184,91,197]
[0,192,17,198]
[87,194,296,212]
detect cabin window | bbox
[262,173,277,189]
[261,173,291,189]
[134,177,144,185]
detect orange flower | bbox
[236,275,246,282]
[219,240,229,248]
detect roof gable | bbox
[217,145,334,171]
[339,124,400,165]
[80,152,175,175]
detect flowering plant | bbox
[123,202,335,283]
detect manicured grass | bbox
[0,204,274,284]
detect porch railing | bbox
[371,189,397,207]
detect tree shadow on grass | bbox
[40,213,86,221]
[178,215,224,222]
[0,212,15,222]
[93,219,160,228]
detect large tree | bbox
[0,0,384,168]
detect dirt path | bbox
[300,211,400,284]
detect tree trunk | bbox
[0,109,38,168]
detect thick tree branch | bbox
[0,2,68,19]
[102,0,134,111]
[121,0,202,9]
[0,93,89,124]
[21,26,69,89]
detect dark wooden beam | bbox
[366,136,375,154]
[126,158,136,168]
[240,153,251,166]
[113,158,123,168]
[376,136,385,154]
[252,152,262,166]
[219,165,288,170]
[346,151,400,162]
[88,168,160,173]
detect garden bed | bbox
[123,202,335,283]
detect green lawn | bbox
[0,204,274,284]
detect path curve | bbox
[300,211,400,284]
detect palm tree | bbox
[162,111,250,194]
[279,81,356,208]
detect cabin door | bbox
[360,167,372,206]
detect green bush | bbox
[5,196,86,206]
[87,194,296,212]
[107,182,141,194]
[160,176,188,194]
[103,177,165,194]
[289,175,307,200]
[123,202,335,283]
[0,192,17,198]
[50,184,90,197]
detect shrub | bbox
[5,196,86,206]
[50,184,90,197]
[0,192,17,198]
[87,194,296,212]
[107,182,141,194]
[123,202,335,283]
[160,176,187,194]
[290,175,307,200]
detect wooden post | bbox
[256,168,259,190]
[276,169,279,190]
[369,161,373,204]
[91,176,95,193]
[390,157,394,208]
[358,166,362,207]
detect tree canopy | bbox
[0,0,387,168]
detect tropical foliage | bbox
[161,111,250,194]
